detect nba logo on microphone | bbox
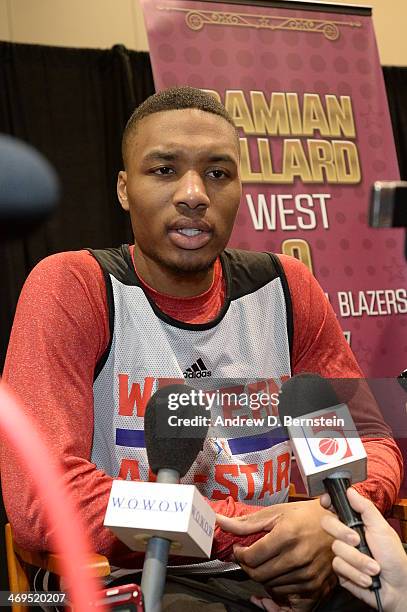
[304,411,353,467]
[288,405,367,496]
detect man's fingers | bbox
[234,544,279,573]
[233,530,286,569]
[319,493,332,509]
[321,514,360,546]
[267,572,337,600]
[261,561,327,588]
[237,553,332,589]
[250,595,281,611]
[235,555,305,584]
[264,575,331,596]
[332,540,381,576]
[216,512,278,536]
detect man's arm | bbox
[217,255,403,610]
[281,253,403,512]
[0,251,135,561]
[0,250,262,566]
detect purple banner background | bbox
[141,0,406,377]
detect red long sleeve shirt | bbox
[1,248,402,567]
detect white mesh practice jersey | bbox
[90,245,293,573]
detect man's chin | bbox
[163,252,219,275]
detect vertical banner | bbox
[140,0,406,377]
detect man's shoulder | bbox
[222,248,288,299]
[223,247,275,270]
[223,249,320,310]
[25,249,105,294]
[223,248,308,278]
[30,248,98,276]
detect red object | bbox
[95,583,144,610]
[2,248,403,566]
[0,380,105,612]
[318,438,339,456]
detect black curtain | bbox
[0,42,155,371]
[383,66,407,180]
[0,41,155,595]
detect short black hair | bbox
[122,86,239,167]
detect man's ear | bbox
[117,171,129,211]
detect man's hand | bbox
[216,499,337,610]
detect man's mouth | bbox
[168,224,212,250]
[176,228,204,237]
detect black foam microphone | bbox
[141,384,210,612]
[0,134,59,238]
[144,383,209,479]
[278,374,382,606]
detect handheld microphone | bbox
[141,383,211,612]
[278,374,365,497]
[0,134,59,238]
[144,383,209,483]
[278,374,382,604]
[104,384,214,612]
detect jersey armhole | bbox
[267,253,294,371]
[86,249,115,381]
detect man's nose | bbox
[173,170,210,211]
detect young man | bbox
[1,87,402,611]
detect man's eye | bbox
[208,169,227,179]
[153,167,174,175]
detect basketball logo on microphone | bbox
[319,438,339,455]
[304,411,353,467]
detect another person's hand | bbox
[216,499,337,611]
[320,486,407,612]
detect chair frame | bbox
[5,523,110,612]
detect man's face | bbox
[117,108,241,285]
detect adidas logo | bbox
[183,358,212,379]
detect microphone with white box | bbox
[278,374,383,608]
[104,384,215,612]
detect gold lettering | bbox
[326,95,355,138]
[286,93,302,135]
[239,138,263,182]
[333,141,361,183]
[251,91,290,136]
[308,140,338,182]
[282,239,314,273]
[281,140,313,183]
[303,94,331,137]
[201,89,222,103]
[225,90,255,134]
[257,138,274,180]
